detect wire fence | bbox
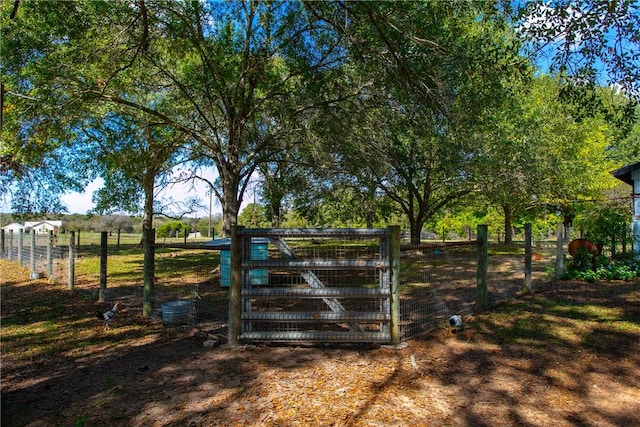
[156,235,556,343]
[0,230,71,283]
[398,240,555,340]
[1,228,557,343]
[399,242,477,340]
[151,246,224,332]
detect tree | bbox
[258,148,310,228]
[605,101,640,164]
[97,215,134,233]
[475,76,562,244]
[157,220,190,239]
[344,103,482,245]
[0,61,89,214]
[2,1,344,237]
[1,0,146,213]
[477,75,624,243]
[88,112,195,316]
[306,1,527,244]
[516,0,640,99]
[117,1,344,236]
[237,203,270,228]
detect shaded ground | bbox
[1,259,639,426]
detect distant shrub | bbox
[157,221,190,238]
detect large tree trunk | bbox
[409,218,425,246]
[270,200,281,228]
[219,168,241,237]
[221,195,239,238]
[503,204,513,245]
[364,203,374,228]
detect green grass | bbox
[72,246,219,284]
[473,283,640,357]
[0,258,185,377]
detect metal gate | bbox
[228,227,400,344]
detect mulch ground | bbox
[1,260,639,426]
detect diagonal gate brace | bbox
[270,237,365,332]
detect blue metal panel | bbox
[219,239,269,287]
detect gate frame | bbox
[228,226,401,345]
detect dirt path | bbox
[2,263,639,426]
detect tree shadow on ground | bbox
[2,259,639,426]
[420,280,640,426]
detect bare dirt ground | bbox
[1,260,639,427]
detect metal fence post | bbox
[30,229,36,278]
[17,228,23,265]
[228,225,244,346]
[388,225,401,345]
[47,231,54,281]
[524,223,532,292]
[476,225,488,311]
[69,231,76,291]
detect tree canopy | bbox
[1,0,637,244]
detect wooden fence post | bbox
[0,229,4,257]
[69,231,76,291]
[524,223,532,292]
[99,231,108,302]
[389,225,401,345]
[228,225,244,346]
[555,222,564,279]
[143,228,155,317]
[476,225,488,311]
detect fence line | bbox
[1,227,557,344]
[1,229,73,284]
[399,240,479,340]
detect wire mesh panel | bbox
[399,239,557,340]
[0,230,71,283]
[235,228,393,344]
[399,242,478,340]
[152,247,227,332]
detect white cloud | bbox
[60,178,104,214]
[1,172,222,217]
[0,166,261,217]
